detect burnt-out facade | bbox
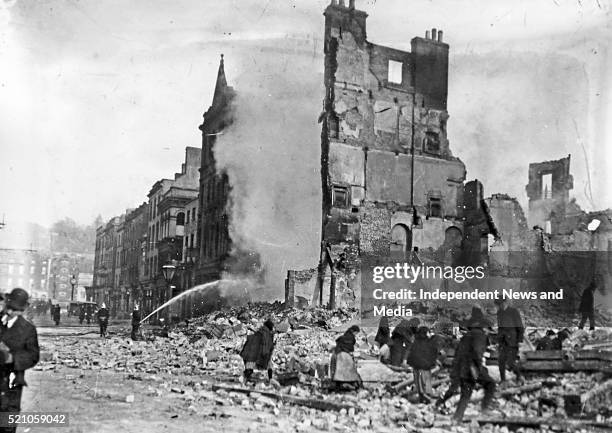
[195,55,234,284]
[316,0,467,303]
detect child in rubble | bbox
[240,319,275,383]
[330,325,362,391]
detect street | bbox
[23,321,298,433]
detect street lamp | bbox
[161,264,176,320]
[70,275,77,301]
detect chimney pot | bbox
[438,30,443,42]
[432,28,437,40]
[425,30,431,39]
[349,0,355,8]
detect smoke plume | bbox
[214,36,324,299]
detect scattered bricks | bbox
[276,320,290,333]
[205,350,222,362]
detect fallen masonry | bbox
[35,303,612,432]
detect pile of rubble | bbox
[34,303,612,432]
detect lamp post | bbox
[70,275,77,301]
[161,263,176,320]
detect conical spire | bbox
[212,54,228,108]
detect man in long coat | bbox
[578,281,596,331]
[131,305,141,341]
[0,288,40,433]
[240,319,275,382]
[495,298,524,383]
[452,317,495,422]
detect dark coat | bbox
[0,316,40,387]
[536,336,555,351]
[497,306,524,347]
[407,335,438,370]
[52,306,61,320]
[97,308,109,323]
[579,288,594,313]
[454,328,488,381]
[240,326,274,369]
[374,317,390,347]
[131,310,141,325]
[335,331,356,354]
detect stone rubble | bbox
[34,303,612,432]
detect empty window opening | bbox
[332,186,349,208]
[424,131,440,154]
[544,220,552,234]
[388,60,403,84]
[541,173,552,199]
[429,197,442,218]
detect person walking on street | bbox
[240,319,275,383]
[451,317,496,422]
[78,305,85,325]
[578,280,596,331]
[495,298,524,384]
[97,303,109,338]
[0,288,40,433]
[52,304,61,326]
[131,305,141,341]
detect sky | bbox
[1,0,611,258]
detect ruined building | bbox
[309,0,468,306]
[195,55,234,285]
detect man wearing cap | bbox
[97,303,109,338]
[495,298,524,384]
[0,288,40,432]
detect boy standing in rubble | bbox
[495,298,524,384]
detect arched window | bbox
[176,212,185,226]
[390,224,412,259]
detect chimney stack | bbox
[425,30,431,39]
[431,28,437,41]
[339,0,345,6]
[330,0,337,5]
[438,30,443,42]
[349,0,355,9]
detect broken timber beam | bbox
[519,359,612,373]
[470,416,612,430]
[211,384,356,412]
[498,383,542,398]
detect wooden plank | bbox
[471,416,612,430]
[210,384,356,412]
[520,359,612,372]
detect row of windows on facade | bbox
[2,277,45,288]
[0,265,46,276]
[331,185,443,218]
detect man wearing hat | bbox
[0,288,40,432]
[451,315,496,422]
[495,298,524,384]
[97,303,110,338]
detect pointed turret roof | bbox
[211,54,228,109]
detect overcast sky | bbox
[1,0,611,231]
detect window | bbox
[190,234,195,249]
[541,173,552,199]
[332,186,349,208]
[429,197,442,218]
[388,60,403,84]
[7,265,13,275]
[19,265,24,275]
[176,212,185,226]
[424,131,440,154]
[328,114,339,139]
[545,220,552,234]
[41,267,46,275]
[192,208,196,222]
